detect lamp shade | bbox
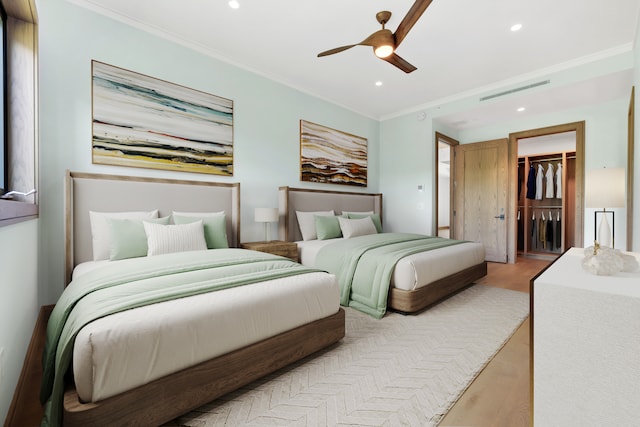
[254,207,278,223]
[585,167,625,208]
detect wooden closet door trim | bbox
[509,121,585,259]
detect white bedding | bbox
[71,261,339,403]
[296,237,485,291]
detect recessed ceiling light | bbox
[517,107,526,112]
[375,81,383,87]
[228,0,240,9]
[511,23,523,32]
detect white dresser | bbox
[532,247,640,426]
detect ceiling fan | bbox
[317,0,433,73]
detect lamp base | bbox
[594,209,614,248]
[597,214,611,247]
[263,223,271,242]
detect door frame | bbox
[508,121,585,263]
[434,132,458,238]
[627,86,634,251]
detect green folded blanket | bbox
[314,233,464,319]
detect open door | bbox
[435,132,458,239]
[454,138,509,262]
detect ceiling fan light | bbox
[374,45,394,58]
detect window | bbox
[0,1,38,226]
[0,4,5,194]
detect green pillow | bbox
[108,216,171,260]
[347,213,383,233]
[314,215,342,240]
[172,214,229,249]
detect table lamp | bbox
[254,207,279,241]
[585,167,625,248]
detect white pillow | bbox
[296,210,334,241]
[143,220,207,256]
[338,216,378,238]
[90,210,159,261]
[171,210,225,218]
[341,210,374,217]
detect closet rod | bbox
[524,155,577,162]
[528,205,562,209]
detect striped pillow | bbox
[338,216,378,238]
[143,220,207,256]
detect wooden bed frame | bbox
[278,186,487,314]
[61,172,345,426]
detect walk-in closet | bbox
[517,132,576,256]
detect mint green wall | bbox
[0,220,38,423]
[36,0,379,302]
[379,112,433,234]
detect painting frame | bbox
[91,60,234,176]
[299,120,367,187]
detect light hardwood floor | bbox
[7,257,550,427]
[439,256,551,427]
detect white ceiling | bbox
[70,0,640,125]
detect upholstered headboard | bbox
[65,170,240,284]
[278,186,382,242]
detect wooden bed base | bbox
[278,186,489,316]
[388,262,488,313]
[63,308,345,426]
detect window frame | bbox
[0,2,6,195]
[0,1,38,226]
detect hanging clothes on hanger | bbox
[556,162,562,199]
[535,163,544,200]
[531,212,538,250]
[526,163,536,199]
[545,163,555,198]
[540,211,547,249]
[546,210,554,249]
[518,164,523,200]
[517,209,524,251]
[556,211,562,249]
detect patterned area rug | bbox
[167,285,529,427]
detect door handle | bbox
[494,214,505,220]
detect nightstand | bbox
[240,240,298,262]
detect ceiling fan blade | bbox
[317,44,357,57]
[382,53,417,73]
[317,29,391,57]
[359,29,391,47]
[393,0,433,47]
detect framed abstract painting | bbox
[92,61,234,176]
[300,120,367,187]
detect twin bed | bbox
[279,186,487,315]
[44,171,344,427]
[42,172,486,426]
